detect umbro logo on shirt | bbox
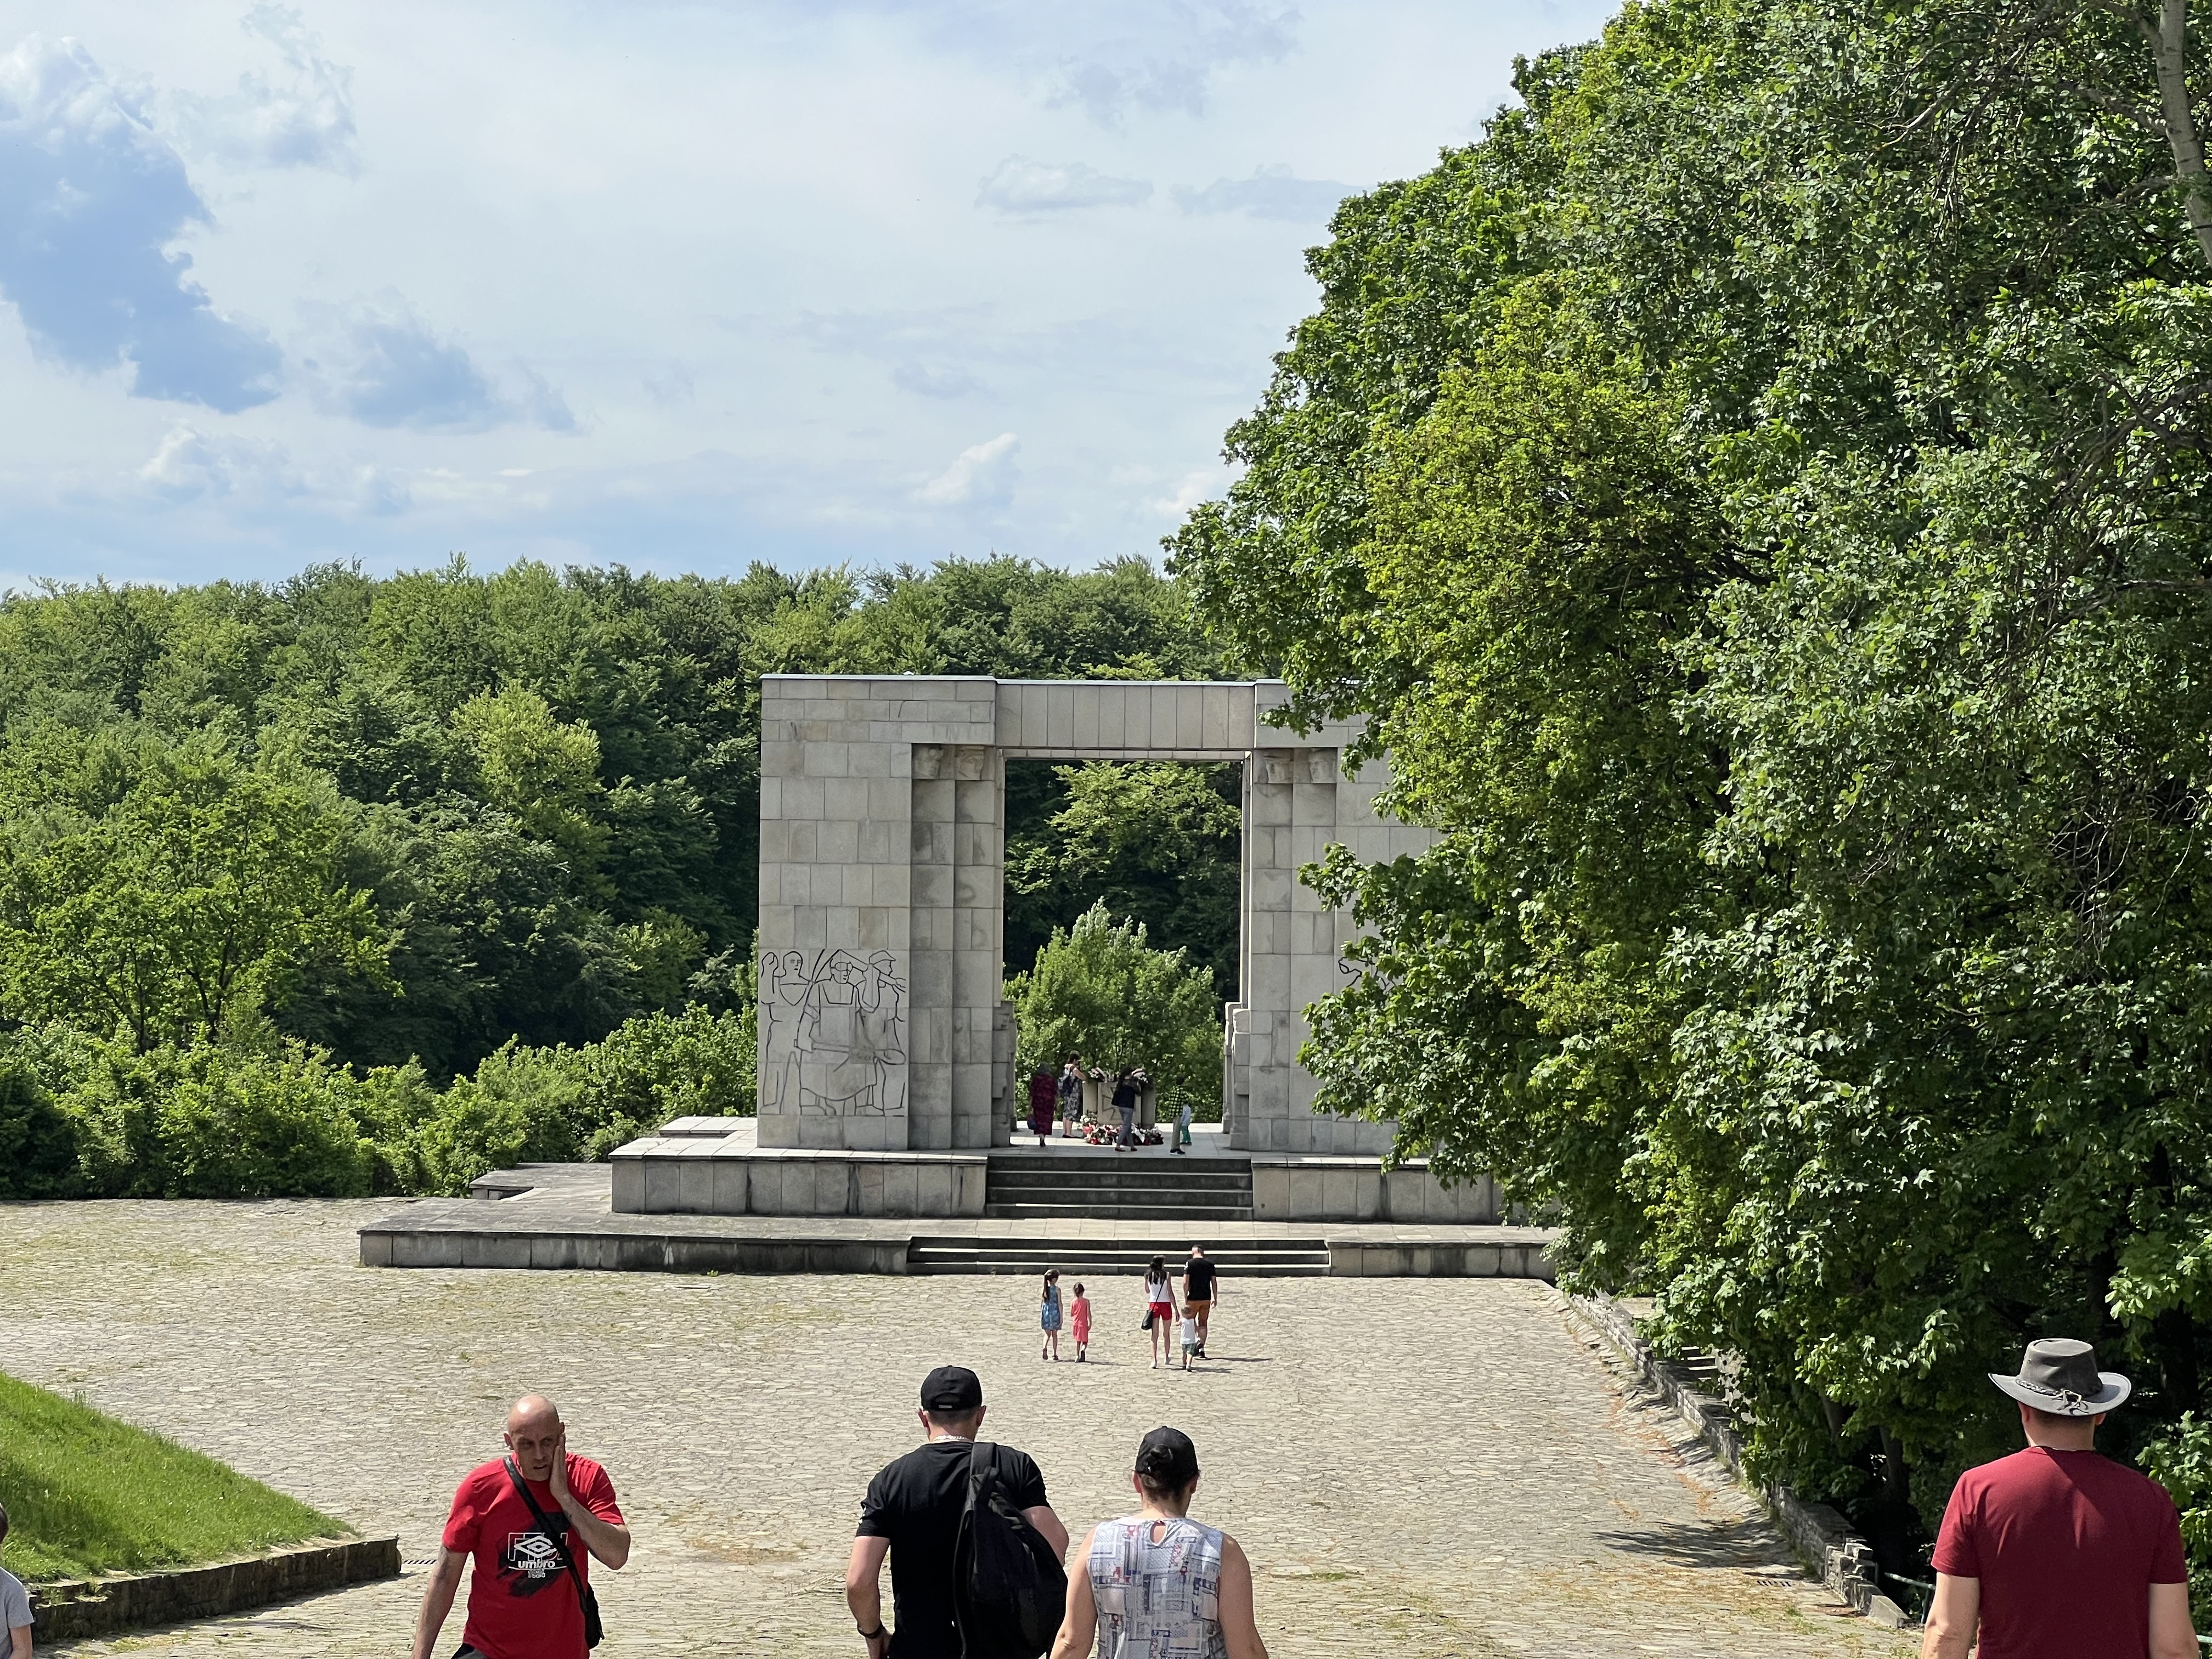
[504,1530,565,1579]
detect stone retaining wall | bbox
[29,1536,400,1643]
[1250,1156,1498,1223]
[1560,1294,1910,1628]
[610,1141,988,1216]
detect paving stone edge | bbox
[1557,1291,1912,1630]
[27,1536,402,1641]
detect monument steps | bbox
[906,1234,1328,1276]
[983,1151,1256,1223]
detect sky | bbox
[0,0,1615,591]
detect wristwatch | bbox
[857,1623,886,1641]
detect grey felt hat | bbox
[1989,1338,2131,1415]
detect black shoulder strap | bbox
[504,1458,590,1605]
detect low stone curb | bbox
[28,1535,401,1642]
[1558,1292,1912,1629]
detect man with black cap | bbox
[846,1365,1068,1659]
[1921,1338,2197,1659]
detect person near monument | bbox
[1027,1068,1056,1146]
[1919,1339,2196,1659]
[1057,1055,1085,1140]
[1143,1257,1179,1369]
[1070,1282,1093,1362]
[1049,1427,1268,1659]
[847,1365,1070,1659]
[1113,1069,1139,1150]
[1040,1269,1064,1362]
[1,1500,35,1658]
[1182,1246,1217,1358]
[410,1393,629,1659]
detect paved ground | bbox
[0,1200,1912,1658]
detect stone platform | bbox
[612,1119,1502,1224]
[360,1164,1556,1278]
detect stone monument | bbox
[751,674,1430,1155]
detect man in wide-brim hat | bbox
[1920,1338,2197,1659]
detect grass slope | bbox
[0,1371,343,1583]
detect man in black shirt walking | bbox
[1183,1246,1218,1357]
[845,1365,1069,1659]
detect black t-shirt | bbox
[1185,1257,1217,1300]
[1113,1079,1137,1110]
[856,1439,1049,1659]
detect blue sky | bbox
[0,1,1613,590]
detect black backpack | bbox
[952,1442,1068,1659]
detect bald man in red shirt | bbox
[411,1395,629,1659]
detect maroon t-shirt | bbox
[1932,1446,2186,1659]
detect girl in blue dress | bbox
[1040,1268,1064,1361]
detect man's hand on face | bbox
[548,1427,573,1503]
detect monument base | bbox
[608,1120,1501,1223]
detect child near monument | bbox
[1070,1283,1092,1362]
[1179,1313,1200,1371]
[1040,1269,1064,1361]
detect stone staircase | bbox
[983,1150,1254,1222]
[905,1234,1329,1276]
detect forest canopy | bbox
[0,556,1235,1195]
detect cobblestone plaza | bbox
[0,1201,1910,1658]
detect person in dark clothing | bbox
[1113,1070,1139,1150]
[1026,1069,1057,1145]
[1182,1246,1218,1357]
[845,1365,1070,1659]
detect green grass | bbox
[0,1371,344,1584]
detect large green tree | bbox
[1175,0,2212,1570]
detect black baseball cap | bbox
[921,1365,984,1412]
[1135,1426,1200,1488]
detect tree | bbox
[0,740,388,1049]
[1005,760,1242,997]
[1175,0,2212,1567]
[1008,904,1222,1113]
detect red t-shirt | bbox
[1932,1446,2186,1659]
[442,1454,623,1659]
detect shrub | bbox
[156,1044,373,1199]
[413,1041,584,1195]
[0,1048,77,1198]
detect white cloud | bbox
[0,33,281,410]
[1174,163,1347,220]
[1043,1,1301,123]
[165,5,358,172]
[919,431,1018,505]
[1151,471,1216,518]
[298,297,571,433]
[891,361,983,399]
[136,422,407,513]
[977,156,1151,214]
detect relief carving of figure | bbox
[758,947,907,1120]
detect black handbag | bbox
[503,1458,605,1649]
[1141,1308,1155,1331]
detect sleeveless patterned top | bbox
[1086,1514,1227,1659]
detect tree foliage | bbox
[1008,903,1223,1113]
[1176,0,2212,1568]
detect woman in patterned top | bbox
[1048,1426,1268,1659]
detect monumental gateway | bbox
[751,674,1424,1151]
[609,675,1502,1221]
